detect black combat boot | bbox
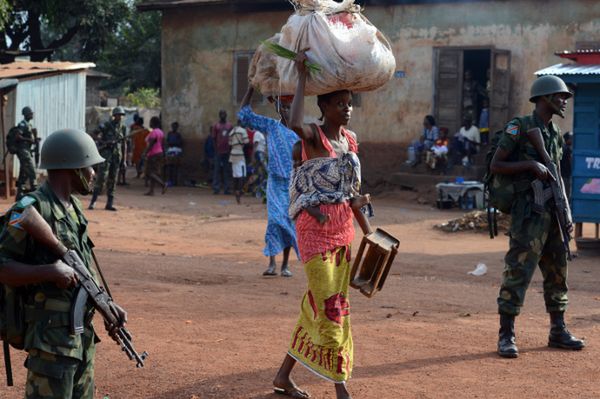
[498,314,518,358]
[105,195,117,211]
[548,311,585,350]
[88,190,99,210]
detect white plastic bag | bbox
[276,0,396,96]
[467,263,488,276]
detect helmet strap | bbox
[542,94,565,119]
[75,168,92,195]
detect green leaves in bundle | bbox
[260,40,322,74]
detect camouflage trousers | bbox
[94,148,121,197]
[497,206,568,316]
[16,148,37,190]
[24,330,96,399]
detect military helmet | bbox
[112,106,125,116]
[529,75,572,102]
[39,129,105,170]
[21,106,33,116]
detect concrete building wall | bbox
[160,0,600,180]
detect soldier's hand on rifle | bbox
[49,259,78,289]
[530,161,551,181]
[105,301,128,339]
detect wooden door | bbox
[434,48,463,135]
[489,49,511,134]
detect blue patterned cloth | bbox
[288,152,361,220]
[238,106,299,257]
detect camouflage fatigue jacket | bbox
[16,119,34,151]
[498,111,564,228]
[97,119,126,154]
[498,111,563,172]
[0,182,98,360]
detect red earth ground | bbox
[1,178,599,399]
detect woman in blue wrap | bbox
[238,87,299,277]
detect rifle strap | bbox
[91,250,113,299]
[3,340,13,386]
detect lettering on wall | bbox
[585,157,600,169]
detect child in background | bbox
[426,127,450,170]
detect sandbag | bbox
[249,33,284,96]
[277,0,396,96]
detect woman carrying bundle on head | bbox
[271,49,373,399]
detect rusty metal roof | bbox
[535,63,600,76]
[0,61,95,80]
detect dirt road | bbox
[2,180,599,399]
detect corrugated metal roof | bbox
[556,49,600,56]
[535,63,600,76]
[86,69,112,79]
[0,78,17,90]
[0,61,95,79]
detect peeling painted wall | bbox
[161,0,600,178]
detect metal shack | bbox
[536,50,600,247]
[0,61,94,197]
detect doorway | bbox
[434,47,511,137]
[462,49,490,127]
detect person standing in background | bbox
[130,115,149,179]
[165,122,184,187]
[143,116,167,196]
[14,106,39,200]
[89,106,127,211]
[211,110,233,195]
[229,122,249,203]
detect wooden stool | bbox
[350,228,400,298]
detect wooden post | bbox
[575,222,583,240]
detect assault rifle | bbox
[95,127,141,152]
[18,206,148,368]
[526,127,573,260]
[31,128,40,165]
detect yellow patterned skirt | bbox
[288,246,353,383]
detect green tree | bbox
[0,1,10,27]
[0,0,129,62]
[125,87,161,108]
[95,2,161,93]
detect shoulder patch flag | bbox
[506,124,519,136]
[9,211,23,230]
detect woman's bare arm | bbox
[289,50,316,142]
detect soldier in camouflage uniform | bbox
[15,106,39,200]
[88,106,127,211]
[0,129,126,398]
[490,75,584,358]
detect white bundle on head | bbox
[277,1,396,96]
[289,0,360,15]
